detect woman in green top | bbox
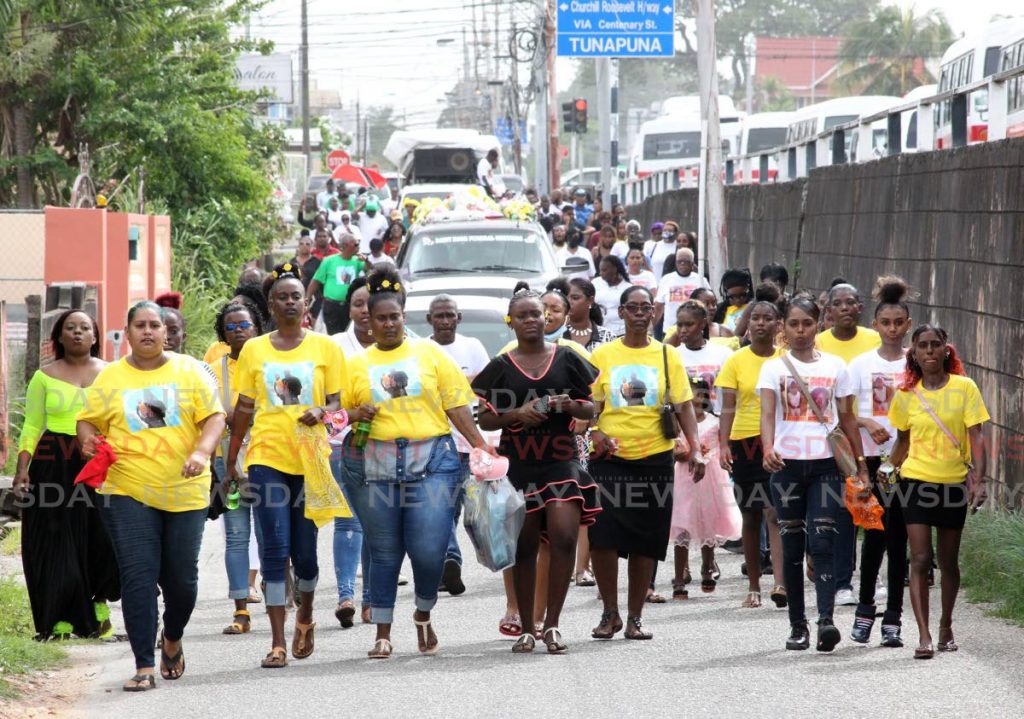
[13,310,120,640]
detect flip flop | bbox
[292,621,316,659]
[159,636,184,680]
[122,673,157,692]
[368,638,393,659]
[498,613,523,637]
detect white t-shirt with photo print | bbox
[655,271,711,332]
[756,351,854,460]
[847,348,906,457]
[678,341,734,415]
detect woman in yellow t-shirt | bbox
[715,299,785,609]
[888,324,989,659]
[587,285,705,641]
[342,268,495,660]
[77,301,225,692]
[228,263,345,669]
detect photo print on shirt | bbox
[370,358,423,403]
[123,385,181,432]
[262,361,315,406]
[780,375,834,422]
[871,372,896,416]
[610,364,659,408]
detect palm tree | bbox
[837,6,954,96]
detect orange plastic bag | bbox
[844,477,884,530]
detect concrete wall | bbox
[628,138,1024,506]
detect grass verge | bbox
[960,510,1024,626]
[0,576,67,698]
[0,526,20,556]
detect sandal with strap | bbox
[574,570,597,587]
[624,615,653,640]
[122,673,157,692]
[937,625,958,652]
[543,627,568,654]
[368,638,393,659]
[292,621,316,660]
[261,647,288,669]
[222,609,251,635]
[645,590,667,604]
[591,610,623,639]
[672,579,689,600]
[498,613,522,637]
[769,586,788,609]
[159,635,184,680]
[414,617,440,655]
[700,566,717,593]
[511,633,535,653]
[741,591,762,609]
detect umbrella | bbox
[330,164,386,188]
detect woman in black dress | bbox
[473,289,600,654]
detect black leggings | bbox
[857,457,908,623]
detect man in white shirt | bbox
[427,294,492,596]
[654,247,711,334]
[643,221,677,282]
[316,179,337,212]
[477,148,504,199]
[335,210,363,245]
[555,230,596,280]
[354,197,388,254]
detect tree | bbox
[756,75,796,111]
[365,106,400,167]
[836,6,954,96]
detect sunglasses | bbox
[622,302,655,315]
[225,321,254,331]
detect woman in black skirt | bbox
[587,286,706,640]
[473,288,601,654]
[13,310,120,640]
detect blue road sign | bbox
[556,0,675,58]
[495,118,529,146]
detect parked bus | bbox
[1001,35,1024,138]
[733,111,793,182]
[630,106,743,178]
[785,95,901,163]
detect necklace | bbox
[569,323,592,337]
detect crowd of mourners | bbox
[12,182,990,692]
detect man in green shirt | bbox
[307,233,368,334]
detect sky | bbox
[245,0,1020,129]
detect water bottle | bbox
[226,479,241,511]
[351,421,372,449]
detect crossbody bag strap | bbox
[662,344,671,403]
[911,386,965,458]
[780,352,829,427]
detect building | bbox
[754,36,843,108]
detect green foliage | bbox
[756,76,796,112]
[3,344,26,476]
[961,510,1024,625]
[836,6,954,95]
[0,527,19,556]
[0,576,67,697]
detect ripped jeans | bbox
[769,458,843,627]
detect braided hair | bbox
[677,299,710,341]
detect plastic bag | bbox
[462,476,526,572]
[295,424,352,528]
[844,477,884,531]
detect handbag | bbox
[779,353,859,478]
[911,387,974,474]
[660,345,681,440]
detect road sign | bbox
[556,0,674,58]
[326,149,350,169]
[495,117,529,146]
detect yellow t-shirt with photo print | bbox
[77,355,224,511]
[590,339,693,460]
[345,338,474,442]
[235,332,346,475]
[816,326,881,364]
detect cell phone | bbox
[534,395,550,413]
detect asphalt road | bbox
[67,520,1024,719]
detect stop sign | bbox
[326,149,350,169]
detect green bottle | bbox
[352,421,372,449]
[226,479,241,511]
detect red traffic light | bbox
[574,99,587,111]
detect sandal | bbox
[511,633,535,653]
[335,600,356,629]
[914,644,935,660]
[672,579,689,600]
[624,615,653,640]
[769,586,788,608]
[591,610,623,639]
[414,617,440,655]
[159,635,184,680]
[498,613,523,637]
[700,566,717,593]
[222,609,251,635]
[368,638,393,659]
[543,627,568,654]
[292,621,316,660]
[261,647,288,668]
[246,586,262,604]
[741,591,762,609]
[122,673,157,692]
[574,570,596,587]
[937,626,958,652]
[645,590,667,604]
[711,561,721,580]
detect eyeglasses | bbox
[622,302,655,315]
[225,321,254,331]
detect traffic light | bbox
[574,98,588,134]
[562,101,575,134]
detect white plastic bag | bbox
[462,476,525,572]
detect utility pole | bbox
[546,0,559,191]
[534,4,550,195]
[300,0,311,176]
[695,0,727,288]
[597,58,611,205]
[355,95,361,163]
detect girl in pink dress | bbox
[671,380,743,598]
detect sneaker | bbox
[835,588,857,606]
[786,622,810,651]
[880,624,904,648]
[874,580,888,605]
[441,559,466,596]
[851,608,876,644]
[816,618,841,652]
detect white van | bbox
[630,107,743,178]
[733,111,793,182]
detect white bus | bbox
[1001,35,1024,139]
[785,95,901,168]
[630,107,743,178]
[733,111,793,182]
[935,17,1024,148]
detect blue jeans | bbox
[770,458,843,627]
[97,494,205,670]
[248,465,319,607]
[215,457,265,600]
[330,446,369,604]
[340,435,462,624]
[444,454,471,565]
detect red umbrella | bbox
[330,163,387,188]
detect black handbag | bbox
[660,345,681,440]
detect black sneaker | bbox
[786,622,810,650]
[817,618,841,652]
[851,610,875,644]
[442,558,466,596]
[880,624,904,648]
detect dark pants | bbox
[857,457,908,624]
[322,298,350,335]
[98,495,206,670]
[770,458,842,627]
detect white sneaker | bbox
[835,588,857,606]
[874,581,888,604]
